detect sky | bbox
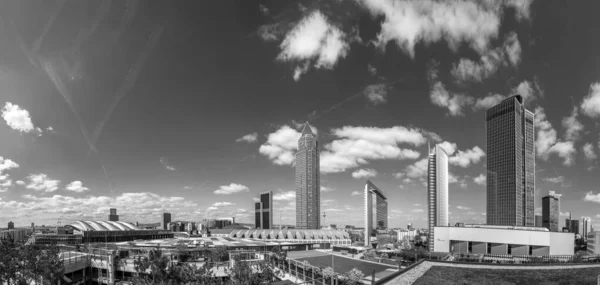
[0,0,599,229]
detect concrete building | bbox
[398,229,417,242]
[364,180,388,248]
[0,228,32,243]
[255,191,273,229]
[433,225,574,255]
[109,208,119,221]
[587,231,600,254]
[486,95,535,227]
[542,191,561,232]
[67,220,173,243]
[295,122,320,229]
[535,215,543,227]
[570,220,580,235]
[162,212,171,230]
[428,144,449,252]
[8,221,14,229]
[582,217,592,240]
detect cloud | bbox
[273,190,296,201]
[213,183,249,195]
[212,202,234,207]
[449,146,485,167]
[534,107,576,166]
[351,191,361,196]
[583,143,597,161]
[159,157,177,171]
[404,158,428,178]
[543,176,565,184]
[367,64,377,76]
[320,126,426,173]
[413,203,421,206]
[393,172,405,179]
[277,11,350,81]
[562,107,583,141]
[320,186,334,192]
[513,80,536,103]
[448,173,458,184]
[360,0,532,57]
[0,157,19,174]
[259,4,269,16]
[15,180,25,186]
[429,82,474,116]
[65,181,89,193]
[451,32,521,83]
[259,125,301,165]
[560,211,570,217]
[473,94,506,110]
[438,141,457,156]
[411,209,424,213]
[26,174,60,192]
[236,132,258,143]
[0,180,12,187]
[474,174,486,186]
[1,102,39,134]
[363,83,388,105]
[351,168,378,179]
[584,191,600,203]
[457,206,471,210]
[581,83,600,118]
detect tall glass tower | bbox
[486,95,535,226]
[295,122,320,229]
[428,144,449,251]
[364,180,388,247]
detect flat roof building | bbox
[162,213,171,230]
[364,180,387,248]
[255,191,273,229]
[428,144,449,251]
[542,191,561,232]
[109,208,119,222]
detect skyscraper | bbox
[542,191,561,232]
[570,220,580,235]
[255,191,273,229]
[109,208,119,221]
[486,95,535,226]
[427,144,449,252]
[364,180,387,247]
[535,214,543,227]
[582,217,592,239]
[162,213,171,230]
[296,122,320,229]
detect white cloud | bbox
[548,141,576,166]
[15,180,25,186]
[393,172,405,179]
[513,80,536,103]
[363,83,388,105]
[252,197,260,202]
[277,11,350,81]
[474,94,505,110]
[448,173,458,184]
[159,157,177,171]
[438,141,457,156]
[213,183,249,195]
[26,174,60,192]
[213,202,234,207]
[320,126,425,173]
[351,191,361,196]
[65,181,89,193]
[0,180,12,187]
[1,102,38,133]
[584,191,600,203]
[451,32,521,83]
[474,174,486,186]
[320,186,334,192]
[583,143,597,161]
[259,125,301,165]
[351,168,378,179]
[404,158,428,178]
[560,211,570,217]
[0,157,19,173]
[273,190,296,201]
[562,107,583,141]
[367,64,377,76]
[534,107,576,166]
[411,209,424,213]
[414,203,421,206]
[457,206,471,210]
[429,82,474,116]
[449,146,485,167]
[543,176,565,184]
[236,132,258,143]
[581,83,600,118]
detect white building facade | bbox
[428,144,449,251]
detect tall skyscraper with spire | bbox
[296,122,320,229]
[486,95,535,226]
[427,144,449,251]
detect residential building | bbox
[109,208,119,222]
[427,143,449,252]
[542,191,561,232]
[295,122,320,229]
[535,215,543,227]
[486,95,535,227]
[162,213,171,230]
[364,180,388,247]
[434,225,574,255]
[582,217,592,240]
[255,191,273,229]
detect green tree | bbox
[342,268,364,285]
[322,266,335,284]
[134,247,170,282]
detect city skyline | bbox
[1,1,600,229]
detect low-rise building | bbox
[433,225,574,255]
[397,229,417,242]
[587,231,600,255]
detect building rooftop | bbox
[68,221,141,232]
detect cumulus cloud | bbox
[474,174,486,186]
[351,168,377,179]
[259,125,302,165]
[438,141,457,156]
[273,190,296,201]
[65,181,89,193]
[0,157,19,174]
[562,107,583,141]
[513,80,536,103]
[26,174,60,192]
[393,172,405,179]
[159,157,177,171]
[451,32,521,83]
[457,206,471,210]
[320,186,334,192]
[404,158,428,178]
[584,191,600,203]
[236,132,258,143]
[473,94,506,110]
[581,83,600,118]
[351,190,361,196]
[15,180,25,186]
[544,176,565,184]
[277,11,350,81]
[213,183,249,195]
[449,146,485,167]
[363,83,388,105]
[320,126,426,173]
[583,143,597,161]
[1,102,39,134]
[429,82,474,116]
[535,107,576,166]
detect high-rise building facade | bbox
[535,215,543,227]
[8,221,14,229]
[542,191,561,232]
[486,95,535,226]
[255,191,273,229]
[364,180,387,247]
[162,213,171,230]
[109,208,119,221]
[295,122,320,229]
[427,144,449,252]
[570,220,580,235]
[582,217,592,239]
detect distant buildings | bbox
[8,221,14,229]
[486,95,535,227]
[295,122,320,229]
[587,231,600,255]
[542,191,561,232]
[109,208,119,222]
[398,229,417,242]
[162,213,171,230]
[582,217,592,239]
[255,191,273,229]
[535,215,543,227]
[427,144,449,252]
[570,220,580,235]
[364,180,388,247]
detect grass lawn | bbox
[414,266,600,285]
[292,254,397,279]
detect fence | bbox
[452,253,600,264]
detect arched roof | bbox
[227,229,350,240]
[68,221,141,232]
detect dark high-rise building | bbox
[295,122,320,229]
[570,220,580,235]
[535,215,543,227]
[255,191,273,229]
[427,144,449,252]
[162,213,171,230]
[8,221,14,229]
[109,208,119,221]
[542,191,561,232]
[486,95,535,226]
[364,181,388,247]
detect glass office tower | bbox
[428,144,449,251]
[296,122,320,229]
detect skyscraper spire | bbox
[301,121,314,136]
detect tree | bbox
[134,247,170,283]
[342,268,364,285]
[322,266,335,284]
[363,250,377,260]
